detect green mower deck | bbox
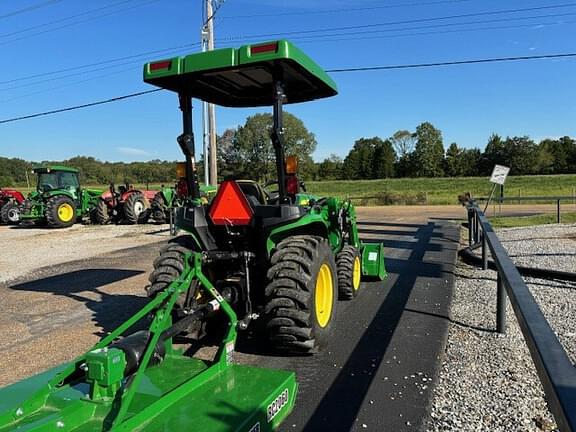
[0,359,296,432]
[0,253,296,432]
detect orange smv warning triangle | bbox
[209,180,254,225]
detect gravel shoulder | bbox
[0,224,170,283]
[428,223,576,432]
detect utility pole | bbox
[206,0,218,185]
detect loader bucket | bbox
[360,242,387,281]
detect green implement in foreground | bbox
[0,39,385,432]
[0,253,296,432]
[19,166,103,228]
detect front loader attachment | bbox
[360,242,387,281]
[0,253,296,432]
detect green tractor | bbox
[19,166,103,228]
[0,41,386,431]
[150,167,217,224]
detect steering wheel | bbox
[42,184,55,192]
[262,180,279,203]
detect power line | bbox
[0,89,162,125]
[0,0,160,45]
[4,8,571,90]
[220,0,474,19]
[1,52,574,125]
[325,52,576,72]
[0,42,201,86]
[218,11,576,45]
[218,3,576,41]
[0,0,66,20]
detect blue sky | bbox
[0,0,575,163]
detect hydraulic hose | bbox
[459,243,576,282]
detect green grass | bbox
[305,174,576,205]
[13,174,576,206]
[489,212,576,228]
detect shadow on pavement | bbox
[302,221,457,431]
[10,269,147,335]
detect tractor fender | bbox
[44,190,75,200]
[0,189,25,204]
[266,219,330,257]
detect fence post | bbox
[557,200,561,224]
[482,231,488,270]
[497,273,506,334]
[475,211,481,244]
[468,208,473,246]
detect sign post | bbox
[484,165,510,213]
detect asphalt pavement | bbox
[0,216,459,431]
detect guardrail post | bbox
[557,200,561,224]
[468,208,473,246]
[497,273,506,334]
[482,231,488,270]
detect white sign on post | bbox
[490,165,510,185]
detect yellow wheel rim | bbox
[353,256,361,291]
[314,263,334,328]
[58,203,74,222]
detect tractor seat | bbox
[237,180,267,205]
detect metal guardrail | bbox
[466,201,576,431]
[477,195,576,223]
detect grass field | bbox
[15,174,576,206]
[306,174,576,205]
[489,212,576,228]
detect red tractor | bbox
[0,188,25,224]
[93,183,156,225]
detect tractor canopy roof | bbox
[143,40,337,107]
[32,165,79,174]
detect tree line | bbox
[324,123,576,181]
[1,113,575,187]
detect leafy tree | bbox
[460,148,482,176]
[480,133,505,175]
[234,112,317,181]
[503,136,539,175]
[342,137,380,179]
[444,143,463,177]
[372,139,396,178]
[412,122,444,177]
[316,154,343,180]
[389,130,416,158]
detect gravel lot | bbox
[428,223,576,432]
[0,224,170,283]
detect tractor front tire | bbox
[265,235,337,354]
[1,202,21,224]
[45,196,76,228]
[92,199,110,224]
[124,192,149,224]
[151,193,167,224]
[336,245,362,300]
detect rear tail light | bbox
[286,175,299,195]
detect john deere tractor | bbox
[150,169,217,223]
[0,41,386,431]
[20,166,103,228]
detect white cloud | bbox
[116,147,153,157]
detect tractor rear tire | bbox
[124,192,149,225]
[45,195,76,228]
[151,193,167,224]
[265,235,337,354]
[336,245,362,300]
[92,199,110,224]
[1,201,20,224]
[147,236,199,331]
